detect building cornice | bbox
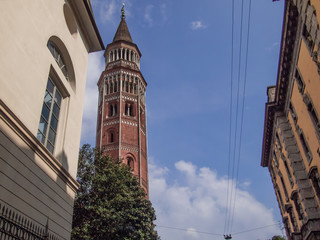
[261,0,299,167]
[68,0,104,52]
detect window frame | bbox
[37,77,63,154]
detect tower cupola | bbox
[104,4,141,70]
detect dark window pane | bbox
[46,142,54,153]
[38,117,48,135]
[37,131,45,144]
[52,103,60,118]
[47,78,54,94]
[44,90,52,107]
[50,115,58,131]
[41,104,50,120]
[48,127,56,145]
[54,90,62,106]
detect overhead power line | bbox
[224,0,235,235]
[157,222,281,237]
[224,0,253,235]
[156,225,222,237]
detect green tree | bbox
[71,144,160,240]
[272,236,286,240]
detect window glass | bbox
[38,117,48,134]
[37,77,62,154]
[41,104,50,120]
[48,128,56,144]
[50,115,58,131]
[54,90,62,106]
[47,41,69,81]
[37,131,45,144]
[53,103,60,118]
[44,91,52,107]
[47,79,54,94]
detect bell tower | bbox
[96,5,148,194]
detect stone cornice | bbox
[261,1,299,167]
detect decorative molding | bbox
[105,95,120,102]
[122,95,137,102]
[121,120,137,126]
[104,120,119,126]
[121,145,138,153]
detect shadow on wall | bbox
[0,121,74,239]
[57,150,69,173]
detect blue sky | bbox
[81,0,285,239]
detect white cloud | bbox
[190,21,207,30]
[160,3,168,22]
[144,5,154,26]
[266,42,280,51]
[149,160,282,240]
[80,51,105,146]
[94,0,117,23]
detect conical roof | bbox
[112,17,133,43]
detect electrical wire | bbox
[156,225,222,237]
[224,0,235,235]
[227,0,245,234]
[229,0,252,233]
[157,222,281,238]
[232,223,280,236]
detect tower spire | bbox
[121,3,125,19]
[112,4,133,43]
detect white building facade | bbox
[0,1,103,239]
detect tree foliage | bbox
[71,144,160,239]
[272,236,286,240]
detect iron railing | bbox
[0,201,62,240]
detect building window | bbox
[275,185,285,212]
[303,94,320,138]
[279,172,289,202]
[295,68,305,94]
[283,218,291,238]
[287,207,298,232]
[273,150,279,168]
[110,132,114,143]
[47,41,68,81]
[37,77,62,154]
[302,24,314,54]
[291,192,304,220]
[310,168,320,199]
[269,164,276,181]
[275,131,283,151]
[289,102,298,125]
[109,103,117,117]
[125,102,133,116]
[298,128,313,163]
[281,154,294,187]
[127,157,134,170]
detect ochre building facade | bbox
[0,1,103,239]
[96,12,149,195]
[262,0,320,239]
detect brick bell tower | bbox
[96,5,149,194]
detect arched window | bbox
[47,36,75,91]
[47,41,68,80]
[125,103,133,116]
[127,157,134,170]
[110,132,114,143]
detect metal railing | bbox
[0,201,62,240]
